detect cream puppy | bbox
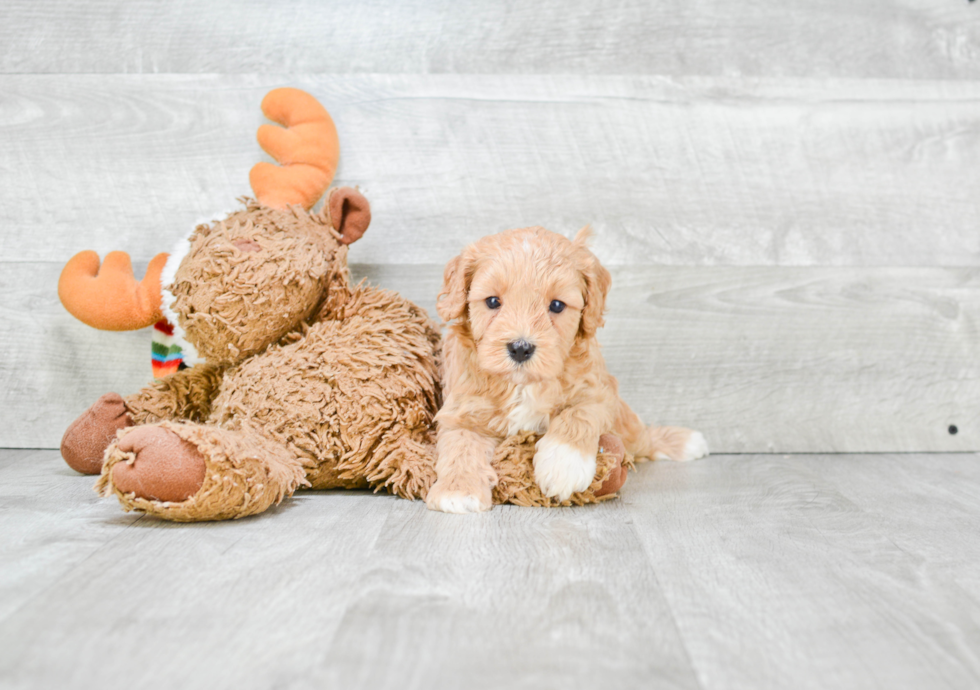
[427,227,708,514]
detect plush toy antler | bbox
[58,250,168,331]
[249,87,340,210]
[58,88,342,376]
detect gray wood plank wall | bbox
[2,1,978,451]
[3,1,979,79]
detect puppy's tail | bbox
[633,425,709,463]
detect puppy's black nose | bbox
[507,340,536,363]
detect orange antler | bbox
[58,251,168,331]
[249,88,340,210]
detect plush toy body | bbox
[60,89,440,521]
[111,204,439,521]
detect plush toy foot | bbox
[491,431,632,507]
[61,392,133,474]
[109,426,206,502]
[98,421,307,521]
[594,433,628,497]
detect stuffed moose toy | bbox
[58,88,630,521]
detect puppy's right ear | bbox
[437,252,471,323]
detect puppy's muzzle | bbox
[506,339,535,363]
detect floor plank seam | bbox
[622,509,708,690]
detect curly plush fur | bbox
[65,193,442,521]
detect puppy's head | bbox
[438,226,610,384]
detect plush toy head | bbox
[57,87,357,375]
[162,188,369,366]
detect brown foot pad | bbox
[111,426,207,502]
[61,392,133,474]
[595,433,628,497]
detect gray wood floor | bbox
[2,448,979,690]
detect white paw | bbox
[425,483,491,514]
[679,431,709,461]
[533,436,596,502]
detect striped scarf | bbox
[151,319,188,379]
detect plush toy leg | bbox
[124,362,225,426]
[492,431,633,507]
[96,421,307,522]
[332,424,436,500]
[61,393,133,474]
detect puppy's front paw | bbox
[425,479,492,514]
[533,436,597,502]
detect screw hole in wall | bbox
[949,425,958,435]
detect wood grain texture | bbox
[2,262,152,450]
[603,266,979,454]
[7,262,977,452]
[2,75,979,267]
[304,498,697,689]
[0,450,143,623]
[2,0,979,79]
[2,450,979,689]
[624,453,980,689]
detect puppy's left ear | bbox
[574,227,612,338]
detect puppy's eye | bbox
[485,296,501,309]
[549,300,566,314]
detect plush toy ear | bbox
[436,251,472,323]
[573,227,611,338]
[327,187,371,245]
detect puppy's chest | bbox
[505,385,552,436]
